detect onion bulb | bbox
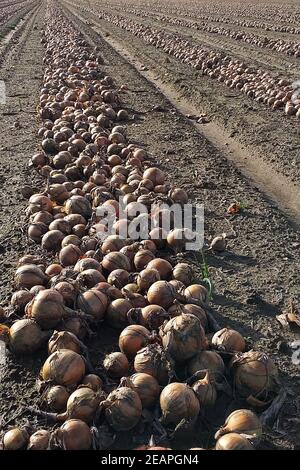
[160,314,207,362]
[230,351,279,399]
[27,430,50,450]
[212,328,246,353]
[119,325,150,358]
[9,319,50,354]
[59,419,91,450]
[188,351,225,379]
[215,433,253,450]
[3,427,29,450]
[147,281,177,309]
[160,383,200,425]
[104,387,142,431]
[192,370,217,407]
[44,385,70,411]
[15,264,48,289]
[82,374,103,391]
[103,352,129,378]
[48,330,82,354]
[134,344,173,385]
[42,349,85,386]
[172,263,193,286]
[215,409,262,440]
[27,289,67,329]
[126,373,160,408]
[65,387,101,423]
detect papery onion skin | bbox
[104,387,142,431]
[82,374,103,391]
[215,433,254,450]
[187,350,225,379]
[119,325,150,358]
[103,352,129,378]
[59,419,92,450]
[42,349,86,386]
[27,430,50,450]
[215,409,262,440]
[212,328,246,353]
[15,264,48,289]
[3,428,29,450]
[45,385,70,412]
[160,314,207,362]
[160,383,200,425]
[127,373,160,408]
[134,344,173,385]
[147,281,176,309]
[9,319,50,354]
[77,289,108,321]
[27,289,66,329]
[66,387,100,423]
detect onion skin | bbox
[3,428,29,450]
[42,349,86,386]
[187,350,225,379]
[82,374,103,391]
[192,370,217,407]
[212,328,246,353]
[59,419,92,450]
[215,433,254,450]
[66,387,101,423]
[134,344,173,385]
[147,281,177,309]
[104,387,142,431]
[103,352,129,378]
[126,373,160,408]
[119,325,150,358]
[215,409,262,440]
[27,289,66,329]
[15,264,48,289]
[45,385,70,412]
[160,314,207,362]
[77,289,108,321]
[9,319,50,354]
[27,430,50,450]
[230,351,279,399]
[48,330,82,354]
[160,383,200,425]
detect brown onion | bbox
[160,383,200,425]
[10,290,34,312]
[65,387,101,423]
[41,230,64,252]
[212,328,246,353]
[102,251,131,273]
[160,314,207,362]
[106,299,132,329]
[27,430,50,450]
[185,284,209,307]
[59,419,91,450]
[104,387,142,431]
[103,352,129,378]
[126,373,160,408]
[134,344,173,385]
[77,269,106,288]
[188,351,225,379]
[9,319,50,354]
[172,263,193,286]
[59,244,82,267]
[137,268,160,292]
[215,409,262,440]
[146,258,173,280]
[48,330,81,354]
[27,289,66,329]
[82,374,103,391]
[77,289,108,321]
[15,264,48,289]
[42,349,85,386]
[134,249,155,271]
[192,370,217,407]
[44,385,70,411]
[147,281,177,309]
[119,325,150,358]
[3,428,29,450]
[215,433,253,450]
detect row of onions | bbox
[67,0,300,118]
[122,0,300,35]
[0,0,280,451]
[111,5,300,58]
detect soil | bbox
[0,0,299,451]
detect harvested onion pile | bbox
[0,0,281,451]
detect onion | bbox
[41,230,65,252]
[77,269,106,288]
[10,290,34,312]
[62,317,88,340]
[230,351,279,400]
[103,352,129,378]
[45,264,62,277]
[101,235,126,254]
[44,385,70,412]
[143,167,165,186]
[134,344,173,385]
[28,430,50,450]
[59,419,91,450]
[74,257,102,272]
[146,258,173,280]
[215,433,253,450]
[119,325,150,358]
[59,244,82,266]
[137,268,160,292]
[172,263,193,286]
[192,370,217,407]
[3,428,29,450]
[169,187,188,205]
[82,374,103,391]
[106,299,132,329]
[27,289,67,329]
[185,284,209,307]
[65,387,101,423]
[9,319,50,354]
[215,409,262,439]
[15,264,48,289]
[177,303,208,330]
[28,222,48,242]
[104,387,142,431]
[102,251,131,273]
[42,349,85,386]
[77,289,108,321]
[48,330,82,354]
[210,235,226,252]
[54,281,77,307]
[65,195,92,219]
[160,314,207,362]
[129,305,168,330]
[147,281,177,309]
[212,328,246,353]
[107,269,129,288]
[134,249,155,271]
[167,228,195,252]
[160,383,200,425]
[188,351,225,379]
[126,373,160,408]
